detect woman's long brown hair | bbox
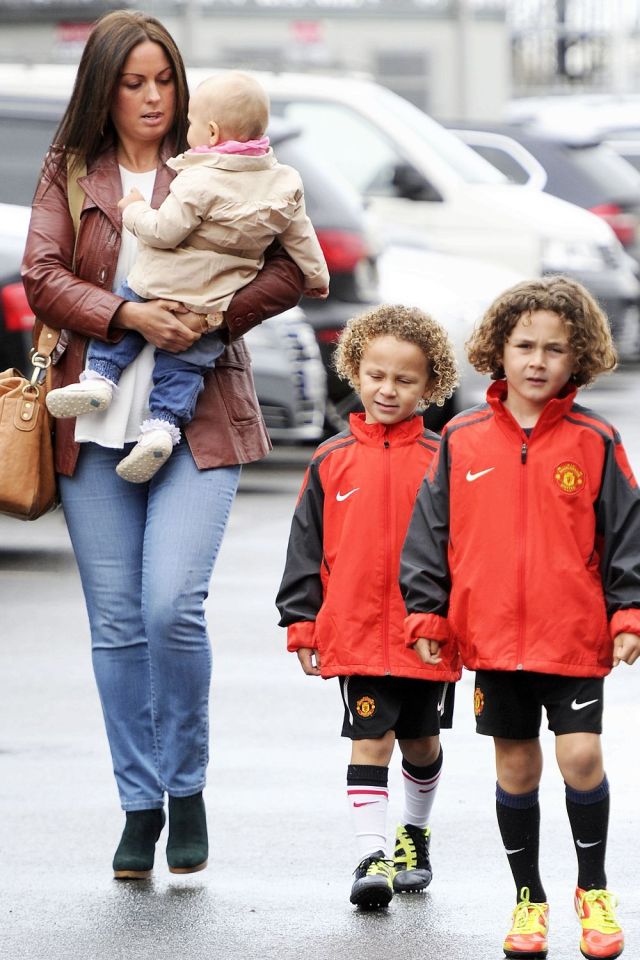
[48,10,189,180]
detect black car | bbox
[0,91,379,434]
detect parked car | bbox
[504,94,640,187]
[448,123,640,355]
[452,122,640,260]
[238,70,632,285]
[0,64,384,437]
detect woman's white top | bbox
[74,166,158,448]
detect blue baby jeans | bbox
[59,439,241,810]
[87,281,225,425]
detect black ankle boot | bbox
[166,792,208,874]
[113,808,166,879]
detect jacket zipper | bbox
[382,437,391,675]
[516,441,528,669]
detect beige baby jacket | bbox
[122,148,329,312]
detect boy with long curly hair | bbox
[401,276,640,959]
[276,304,460,909]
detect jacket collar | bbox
[77,139,177,231]
[168,147,276,173]
[349,412,425,446]
[486,379,578,439]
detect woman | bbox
[22,10,304,879]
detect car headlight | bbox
[541,238,607,273]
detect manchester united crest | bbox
[356,695,376,719]
[554,461,585,495]
[474,687,485,717]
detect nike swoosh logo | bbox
[466,467,495,482]
[353,800,379,808]
[336,487,359,502]
[576,839,602,849]
[571,698,599,711]
[505,847,525,855]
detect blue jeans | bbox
[87,281,225,425]
[59,440,241,810]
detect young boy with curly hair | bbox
[401,276,640,958]
[276,304,460,909]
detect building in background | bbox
[510,0,640,95]
[0,0,509,121]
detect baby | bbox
[47,71,329,482]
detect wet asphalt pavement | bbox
[1,365,640,960]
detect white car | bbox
[1,65,620,281]
[240,71,629,280]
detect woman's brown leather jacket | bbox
[22,142,304,477]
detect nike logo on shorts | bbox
[336,488,359,502]
[576,839,602,848]
[466,467,495,482]
[571,698,599,711]
[505,847,525,855]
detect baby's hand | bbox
[613,631,640,666]
[118,187,145,211]
[413,636,442,666]
[304,286,329,299]
[297,647,321,676]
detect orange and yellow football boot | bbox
[575,887,624,959]
[503,886,549,959]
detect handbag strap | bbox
[32,154,87,363]
[66,153,87,270]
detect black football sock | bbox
[565,775,609,890]
[496,783,546,903]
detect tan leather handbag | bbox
[0,156,86,520]
[0,336,58,520]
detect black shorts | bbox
[474,670,604,739]
[339,674,455,740]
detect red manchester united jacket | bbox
[276,413,463,681]
[401,381,640,678]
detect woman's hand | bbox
[114,299,206,352]
[304,286,329,299]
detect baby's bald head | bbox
[192,72,269,142]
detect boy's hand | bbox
[613,632,640,666]
[297,647,322,676]
[303,286,329,299]
[412,636,442,665]
[118,187,145,211]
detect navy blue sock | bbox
[496,783,546,903]
[566,776,609,890]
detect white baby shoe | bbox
[116,429,175,483]
[46,380,114,418]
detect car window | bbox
[0,115,59,205]
[272,99,409,197]
[376,87,506,185]
[607,141,640,174]
[565,143,640,204]
[468,144,531,184]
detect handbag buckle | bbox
[29,352,52,388]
